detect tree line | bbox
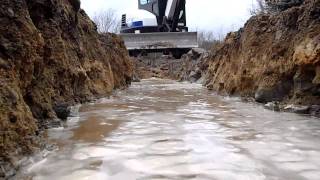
[251,0,304,15]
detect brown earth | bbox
[0,0,133,177]
[204,0,320,112]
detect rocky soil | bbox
[133,48,209,83]
[204,0,320,114]
[0,0,133,178]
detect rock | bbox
[8,112,18,123]
[0,165,4,178]
[255,84,291,103]
[6,88,19,105]
[191,48,206,58]
[49,118,63,128]
[255,87,275,103]
[255,78,293,103]
[132,73,141,82]
[264,102,280,111]
[196,76,205,84]
[189,70,202,83]
[310,105,320,117]
[293,67,316,93]
[7,8,15,17]
[68,104,80,117]
[53,103,71,120]
[68,0,81,25]
[0,162,16,179]
[313,66,320,84]
[5,168,16,178]
[0,58,10,69]
[284,104,310,114]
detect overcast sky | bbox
[81,0,256,36]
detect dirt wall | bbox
[0,0,133,177]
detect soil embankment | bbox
[204,0,320,114]
[0,0,132,177]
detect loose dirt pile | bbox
[133,48,209,82]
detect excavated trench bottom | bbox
[22,79,320,180]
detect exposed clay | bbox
[204,0,319,113]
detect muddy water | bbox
[22,79,320,180]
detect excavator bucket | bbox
[120,32,198,58]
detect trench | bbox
[19,78,320,180]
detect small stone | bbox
[255,87,277,103]
[265,102,280,111]
[191,48,206,58]
[207,84,214,90]
[6,88,19,105]
[5,168,16,178]
[310,105,320,117]
[17,157,29,167]
[132,73,141,82]
[7,8,14,17]
[255,81,292,103]
[0,165,5,178]
[1,162,16,179]
[284,104,310,114]
[53,103,71,120]
[48,118,62,128]
[9,112,17,123]
[45,144,57,151]
[312,66,320,84]
[0,58,10,70]
[189,71,201,82]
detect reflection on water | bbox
[21,78,320,180]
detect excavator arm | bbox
[137,0,187,32]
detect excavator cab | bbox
[138,0,160,16]
[120,0,198,58]
[138,0,166,26]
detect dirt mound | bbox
[169,48,209,83]
[205,0,320,108]
[0,0,132,177]
[133,48,209,82]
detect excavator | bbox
[120,0,198,58]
